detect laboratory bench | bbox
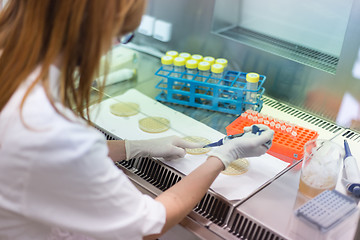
[91,47,360,240]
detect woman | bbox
[0,0,274,239]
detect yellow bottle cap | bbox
[186,59,198,69]
[166,50,178,57]
[173,57,186,66]
[215,58,228,68]
[179,52,191,61]
[191,54,203,62]
[246,72,260,83]
[203,56,215,65]
[211,63,224,73]
[161,56,173,65]
[198,61,210,71]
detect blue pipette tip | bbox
[344,140,352,158]
[203,138,224,148]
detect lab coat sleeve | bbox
[22,121,166,240]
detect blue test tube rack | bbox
[154,66,266,115]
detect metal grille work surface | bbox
[341,129,360,142]
[226,210,286,240]
[262,96,343,134]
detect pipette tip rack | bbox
[226,110,319,163]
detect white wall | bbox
[238,0,353,56]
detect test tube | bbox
[258,117,264,124]
[203,56,215,65]
[160,56,173,88]
[210,63,224,84]
[286,126,293,134]
[275,122,281,131]
[245,72,259,111]
[215,58,228,73]
[179,52,191,61]
[197,61,211,82]
[161,56,173,72]
[191,54,203,63]
[173,57,186,78]
[288,123,297,136]
[186,59,198,80]
[166,50,178,58]
[172,57,185,89]
[269,120,276,129]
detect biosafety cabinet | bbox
[92,0,360,239]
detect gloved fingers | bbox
[253,144,271,156]
[250,130,274,150]
[243,126,253,133]
[162,146,187,161]
[257,129,275,143]
[231,129,274,147]
[243,124,271,133]
[255,124,271,131]
[172,136,206,149]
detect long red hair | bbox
[0,0,144,123]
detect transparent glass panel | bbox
[212,0,354,74]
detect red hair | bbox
[0,0,145,123]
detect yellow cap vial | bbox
[173,57,186,66]
[215,58,228,68]
[246,72,260,83]
[211,63,224,73]
[198,61,211,71]
[166,50,178,58]
[186,59,198,69]
[161,56,173,65]
[203,56,215,65]
[191,54,203,62]
[179,52,191,61]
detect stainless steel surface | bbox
[232,163,360,240]
[133,0,360,132]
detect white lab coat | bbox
[0,66,165,240]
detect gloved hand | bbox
[208,124,274,169]
[125,136,204,161]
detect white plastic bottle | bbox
[245,72,260,110]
